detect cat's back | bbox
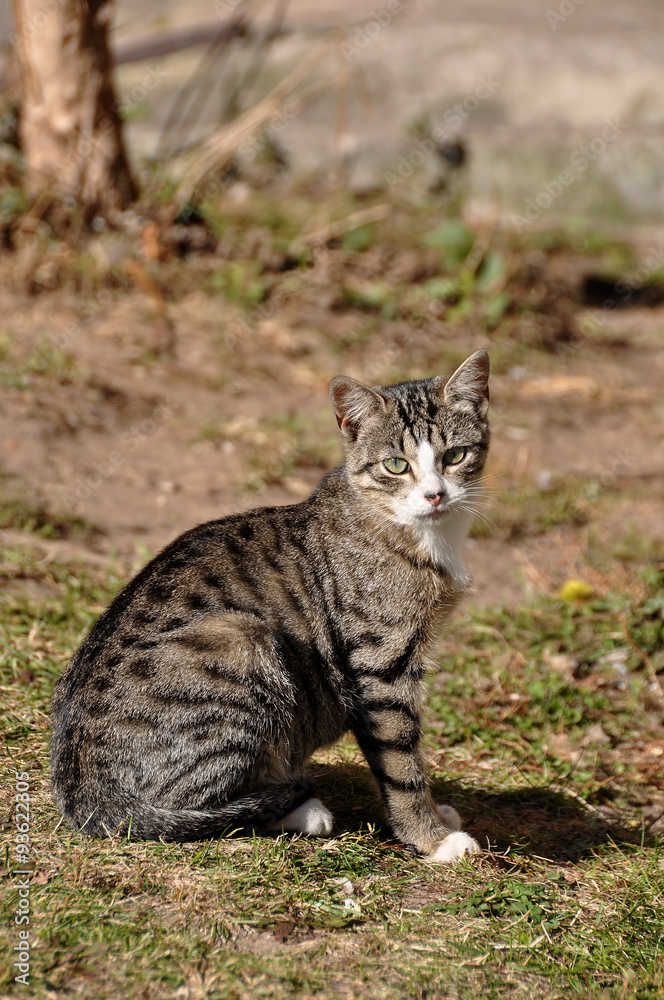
[51,473,350,706]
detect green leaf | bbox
[477,249,506,288]
[484,290,511,328]
[421,219,476,268]
[343,224,375,253]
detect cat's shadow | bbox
[311,761,651,864]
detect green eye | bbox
[383,457,410,475]
[443,447,467,466]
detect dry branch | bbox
[173,41,339,209]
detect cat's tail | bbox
[60,778,314,842]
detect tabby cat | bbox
[50,350,490,863]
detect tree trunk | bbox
[10,0,135,217]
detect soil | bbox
[1,234,663,608]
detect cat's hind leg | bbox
[266,797,334,836]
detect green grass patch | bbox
[192,412,342,493]
[0,335,81,390]
[468,477,635,541]
[0,547,662,998]
[0,478,95,541]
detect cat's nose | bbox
[424,490,445,508]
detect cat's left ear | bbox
[442,350,490,416]
[329,376,388,440]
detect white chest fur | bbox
[410,505,474,586]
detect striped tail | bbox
[60,779,313,841]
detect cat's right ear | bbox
[329,377,387,440]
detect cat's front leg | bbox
[351,683,479,863]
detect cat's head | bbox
[329,351,490,529]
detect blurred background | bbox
[0,0,663,603]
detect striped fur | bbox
[50,351,490,859]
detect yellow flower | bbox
[559,579,594,602]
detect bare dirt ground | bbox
[1,206,663,608]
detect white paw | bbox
[435,803,461,831]
[266,797,334,836]
[428,831,480,864]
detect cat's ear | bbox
[329,377,388,439]
[442,350,490,416]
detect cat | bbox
[50,349,490,863]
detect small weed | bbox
[340,281,395,313]
[23,340,81,383]
[206,262,268,309]
[0,185,30,223]
[0,337,80,388]
[0,479,94,540]
[192,412,341,492]
[343,224,376,253]
[469,478,591,540]
[611,524,664,564]
[421,218,476,270]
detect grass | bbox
[468,478,592,541]
[467,474,664,549]
[0,540,662,999]
[0,477,95,541]
[0,335,81,391]
[192,412,342,493]
[3,181,651,350]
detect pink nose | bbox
[424,492,444,508]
